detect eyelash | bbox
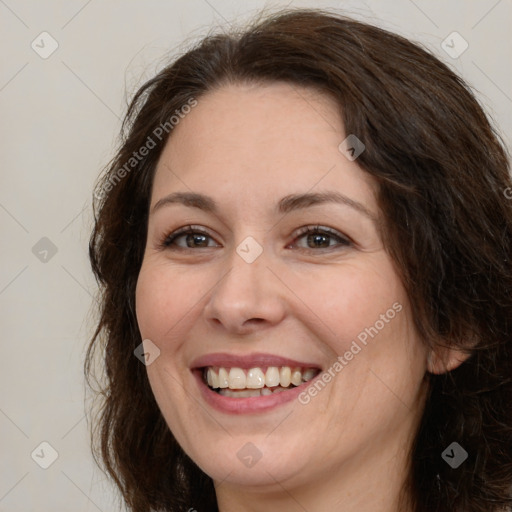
[160,224,352,252]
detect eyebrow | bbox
[151,191,376,221]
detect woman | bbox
[86,8,512,512]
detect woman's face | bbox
[135,82,429,491]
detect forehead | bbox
[151,82,377,215]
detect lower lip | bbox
[192,370,318,414]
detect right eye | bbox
[161,225,221,250]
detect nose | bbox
[203,246,287,335]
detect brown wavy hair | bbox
[86,8,512,512]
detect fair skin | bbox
[135,82,463,512]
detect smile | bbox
[190,352,323,413]
[203,366,320,397]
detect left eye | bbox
[289,226,351,250]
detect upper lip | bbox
[190,352,323,370]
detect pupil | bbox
[309,234,329,248]
[188,233,207,247]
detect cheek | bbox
[292,257,406,351]
[135,262,195,343]
[295,257,425,405]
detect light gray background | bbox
[1,1,511,510]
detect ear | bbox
[427,345,473,375]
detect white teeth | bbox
[204,365,320,393]
[279,366,291,387]
[302,369,317,382]
[291,367,302,386]
[207,368,219,388]
[218,385,293,397]
[228,368,246,389]
[265,366,280,387]
[218,367,229,388]
[246,368,265,389]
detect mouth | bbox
[190,352,324,413]
[201,366,321,397]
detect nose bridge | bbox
[204,238,285,331]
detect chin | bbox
[186,431,316,488]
